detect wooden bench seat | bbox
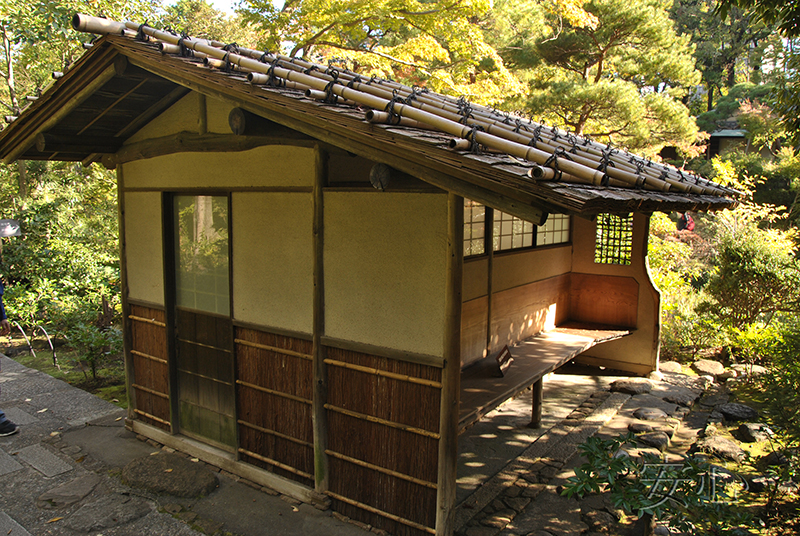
[458,323,630,433]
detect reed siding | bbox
[324,192,448,357]
[124,192,164,305]
[129,304,170,430]
[122,146,315,189]
[326,347,442,536]
[235,327,314,486]
[232,192,313,333]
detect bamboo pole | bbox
[325,449,438,489]
[325,491,437,535]
[238,448,313,480]
[130,350,168,365]
[234,338,312,360]
[236,380,312,405]
[324,404,440,439]
[323,358,443,388]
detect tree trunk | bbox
[707,85,715,112]
[16,160,27,198]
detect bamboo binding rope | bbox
[72,14,737,197]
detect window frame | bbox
[463,200,571,259]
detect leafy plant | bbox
[564,434,759,535]
[65,322,122,380]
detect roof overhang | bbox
[0,34,738,220]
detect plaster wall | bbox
[127,92,233,144]
[121,146,315,189]
[570,213,661,374]
[324,192,449,357]
[231,192,314,333]
[124,191,165,305]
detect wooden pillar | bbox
[197,94,207,135]
[117,166,136,420]
[529,378,543,429]
[162,193,180,434]
[485,207,494,357]
[436,193,463,536]
[312,145,329,493]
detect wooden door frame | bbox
[162,191,237,443]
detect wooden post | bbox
[529,378,543,429]
[312,145,329,493]
[197,93,207,135]
[485,207,494,358]
[436,193,463,536]
[117,166,136,420]
[162,193,180,434]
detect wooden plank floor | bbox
[458,323,630,432]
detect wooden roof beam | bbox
[2,55,125,164]
[35,133,123,154]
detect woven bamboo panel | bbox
[235,327,314,485]
[129,304,170,430]
[326,347,442,536]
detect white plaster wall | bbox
[232,192,314,333]
[124,192,164,305]
[122,146,315,189]
[324,192,449,356]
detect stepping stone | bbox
[738,423,772,443]
[16,445,72,477]
[731,364,767,376]
[632,407,668,421]
[658,361,683,373]
[628,422,654,433]
[37,474,100,509]
[718,403,758,422]
[717,369,737,381]
[638,432,670,451]
[122,452,218,498]
[696,436,745,461]
[0,512,30,536]
[0,449,23,476]
[692,359,725,376]
[627,394,678,415]
[610,378,653,395]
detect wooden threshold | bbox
[458,323,630,432]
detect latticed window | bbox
[537,213,570,245]
[464,199,486,256]
[595,213,633,265]
[493,210,533,251]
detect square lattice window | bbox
[595,213,633,265]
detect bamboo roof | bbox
[0,14,739,219]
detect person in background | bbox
[677,212,695,231]
[0,219,20,437]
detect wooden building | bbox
[0,15,737,536]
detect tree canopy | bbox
[239,0,524,104]
[491,0,702,155]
